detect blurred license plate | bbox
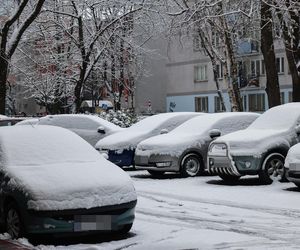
[289,163,300,171]
[74,215,112,232]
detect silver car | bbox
[208,103,300,184]
[135,112,259,177]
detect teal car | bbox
[0,125,137,239]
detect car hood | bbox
[7,160,137,211]
[95,131,148,151]
[136,133,207,157]
[214,129,291,157]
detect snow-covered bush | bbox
[98,110,138,128]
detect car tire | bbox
[180,153,202,177]
[259,153,285,184]
[147,170,165,177]
[117,223,133,234]
[219,174,240,182]
[5,201,25,239]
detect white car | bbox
[285,143,300,188]
[208,103,300,184]
[35,114,123,146]
[0,126,136,239]
[135,112,259,177]
[95,112,202,167]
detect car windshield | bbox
[0,126,100,167]
[248,105,300,130]
[171,115,217,135]
[128,113,190,132]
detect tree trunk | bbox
[260,1,281,108]
[221,15,243,111]
[0,55,9,115]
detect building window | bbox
[289,91,293,102]
[276,57,284,74]
[214,96,224,112]
[280,92,285,104]
[216,64,223,79]
[251,60,260,77]
[195,97,208,112]
[194,65,208,82]
[261,60,265,75]
[248,93,265,112]
[242,95,248,111]
[193,35,201,51]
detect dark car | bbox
[0,126,136,239]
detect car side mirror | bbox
[209,129,221,139]
[296,125,300,135]
[160,128,169,134]
[97,126,106,134]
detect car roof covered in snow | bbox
[0,126,136,211]
[38,114,122,132]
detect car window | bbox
[214,115,256,135]
[68,117,99,130]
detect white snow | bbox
[38,114,122,132]
[15,118,40,126]
[36,114,124,146]
[95,112,202,150]
[285,143,300,168]
[136,112,259,157]
[0,126,136,211]
[0,115,8,119]
[213,103,300,157]
[13,171,300,249]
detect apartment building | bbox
[165,36,292,113]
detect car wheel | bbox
[259,153,285,184]
[5,202,24,239]
[147,170,165,176]
[117,223,133,234]
[180,153,202,177]
[219,174,240,182]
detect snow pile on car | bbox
[136,112,258,157]
[0,126,136,211]
[96,112,201,150]
[213,103,300,157]
[39,114,123,133]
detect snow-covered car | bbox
[15,118,39,126]
[36,114,123,146]
[0,117,24,126]
[135,112,259,177]
[95,112,202,167]
[0,126,137,239]
[207,103,300,184]
[285,143,300,188]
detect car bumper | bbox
[135,154,180,172]
[108,149,135,167]
[286,163,300,184]
[24,200,136,235]
[208,155,262,176]
[207,155,241,176]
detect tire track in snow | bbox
[136,191,300,246]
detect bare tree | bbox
[0,0,46,114]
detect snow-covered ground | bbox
[7,170,300,249]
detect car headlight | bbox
[209,143,228,156]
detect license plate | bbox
[289,163,300,171]
[74,215,112,232]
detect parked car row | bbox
[95,103,300,186]
[3,103,300,240]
